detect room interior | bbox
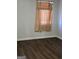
[17,0,62,59]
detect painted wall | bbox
[57,0,62,38]
[17,0,61,40]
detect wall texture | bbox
[17,0,62,40]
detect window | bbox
[40,10,50,25]
[35,1,52,32]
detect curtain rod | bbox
[37,1,54,4]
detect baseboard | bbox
[17,35,62,41]
[56,36,62,40]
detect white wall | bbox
[17,0,61,41]
[57,0,62,38]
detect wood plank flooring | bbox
[17,37,62,59]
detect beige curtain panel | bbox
[35,0,52,32]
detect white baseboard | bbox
[56,36,62,40]
[17,35,62,41]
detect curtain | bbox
[35,0,52,32]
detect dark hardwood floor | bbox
[17,37,62,59]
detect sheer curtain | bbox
[35,0,52,32]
